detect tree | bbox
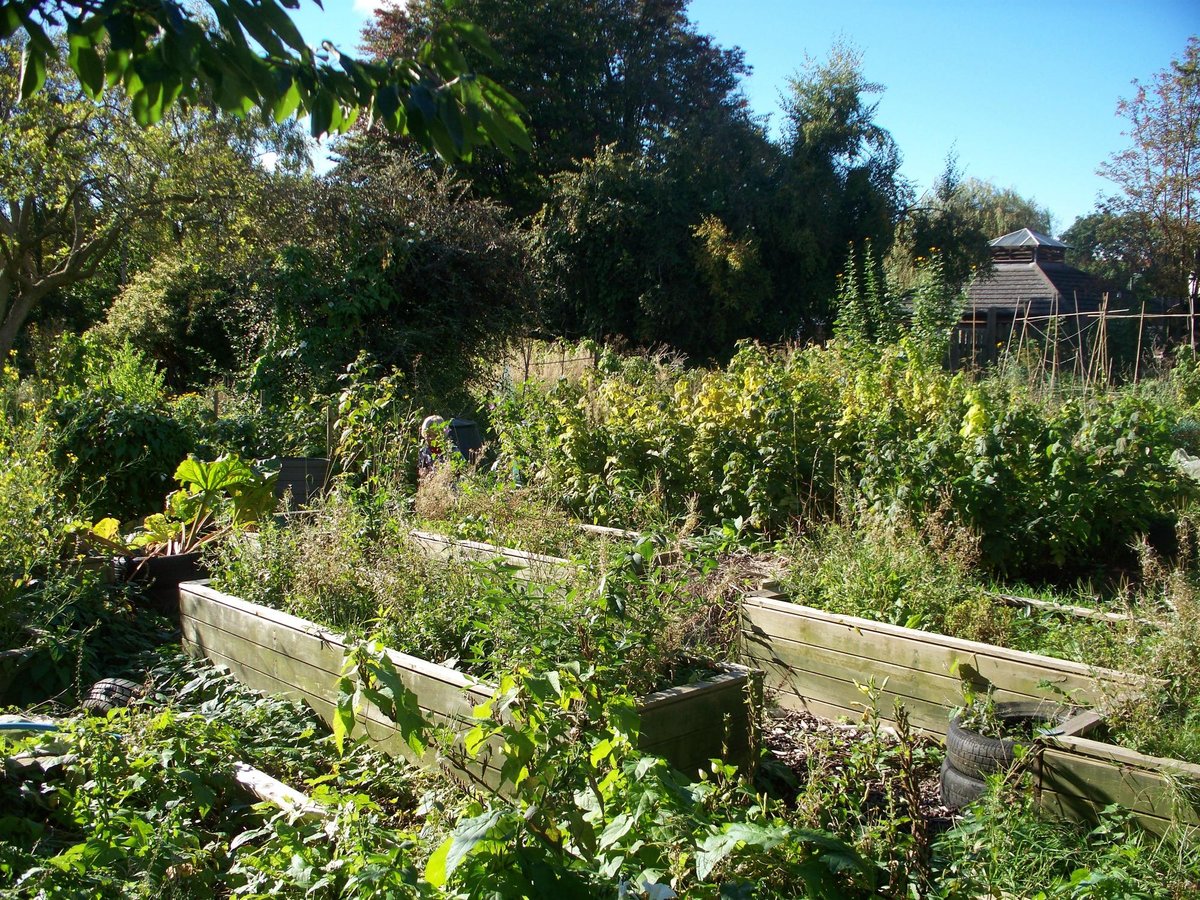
[533,42,909,355]
[0,42,146,359]
[362,0,749,215]
[1,0,528,157]
[1098,36,1199,303]
[771,42,907,329]
[532,113,785,361]
[242,143,535,404]
[0,39,308,361]
[891,155,1054,291]
[1062,209,1160,300]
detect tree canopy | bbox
[1097,36,1199,302]
[363,0,749,215]
[0,0,528,157]
[891,156,1054,291]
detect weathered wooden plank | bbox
[743,594,1146,686]
[741,598,1146,704]
[1048,733,1200,779]
[182,583,490,708]
[1036,785,1173,836]
[1038,747,1199,826]
[744,632,964,703]
[181,613,484,731]
[762,670,954,733]
[989,592,1141,625]
[744,642,1042,734]
[638,670,756,767]
[185,639,506,788]
[233,762,326,821]
[181,616,339,702]
[1047,711,1106,738]
[408,531,577,582]
[578,523,641,539]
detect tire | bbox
[946,701,1066,779]
[940,758,987,808]
[83,678,143,715]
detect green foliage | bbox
[53,394,195,521]
[335,655,875,898]
[0,649,441,897]
[3,0,528,155]
[1097,36,1199,303]
[81,453,281,557]
[834,240,901,347]
[331,358,423,495]
[365,0,748,216]
[931,787,1199,898]
[210,491,734,697]
[893,155,1054,291]
[781,515,985,633]
[492,343,1194,577]
[93,252,243,388]
[247,147,532,407]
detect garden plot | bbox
[179,581,760,782]
[741,590,1200,834]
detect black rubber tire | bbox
[940,758,987,808]
[946,701,1066,779]
[82,678,143,715]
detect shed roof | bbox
[965,260,1110,317]
[989,228,1069,249]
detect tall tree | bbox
[0,41,147,359]
[772,42,907,328]
[1062,209,1159,300]
[0,39,306,361]
[363,0,749,215]
[891,156,1054,291]
[1098,36,1199,303]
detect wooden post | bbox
[984,308,998,365]
[1134,301,1147,384]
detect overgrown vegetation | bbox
[2,4,1199,894]
[210,490,735,696]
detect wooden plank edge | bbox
[741,593,1152,687]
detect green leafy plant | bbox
[75,454,277,558]
[335,649,876,898]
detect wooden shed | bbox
[955,228,1117,367]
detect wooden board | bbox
[408,530,578,582]
[1035,734,1200,832]
[179,581,758,783]
[741,592,1149,737]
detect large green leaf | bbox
[424,809,503,888]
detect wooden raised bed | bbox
[179,581,759,783]
[741,590,1198,834]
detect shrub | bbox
[491,341,1196,578]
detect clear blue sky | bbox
[291,0,1197,234]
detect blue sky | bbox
[291,0,1197,234]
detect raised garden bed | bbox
[740,589,1199,834]
[179,581,760,782]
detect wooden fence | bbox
[407,530,577,582]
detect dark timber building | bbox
[955,228,1116,367]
